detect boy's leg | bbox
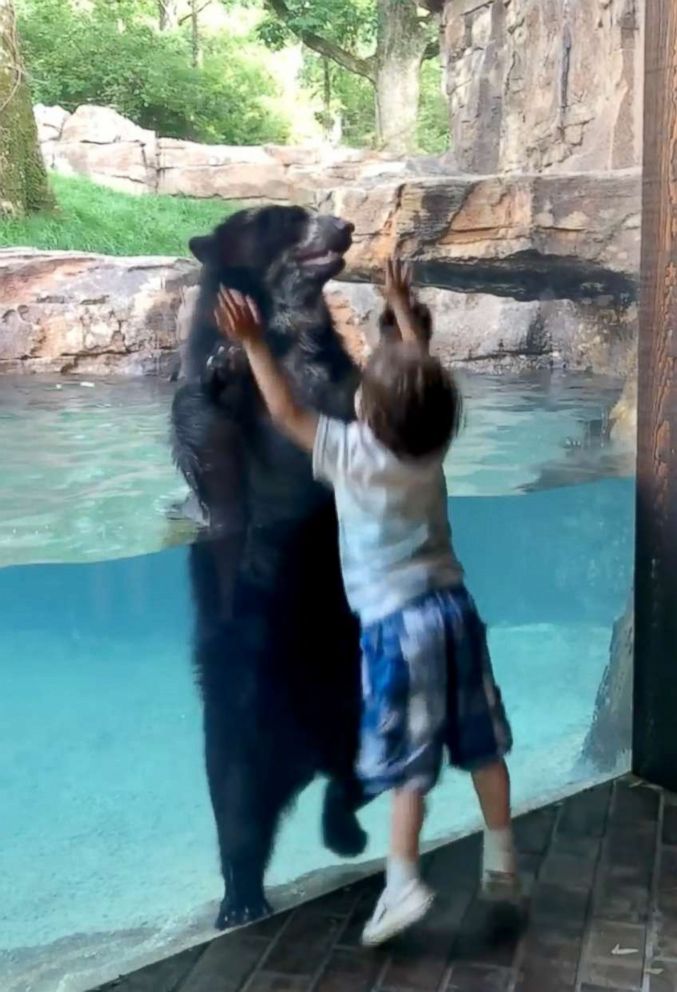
[362,788,434,946]
[387,788,425,892]
[472,758,511,830]
[358,595,449,946]
[442,588,519,900]
[472,759,519,896]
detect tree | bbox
[0,0,53,216]
[18,0,290,145]
[260,0,440,154]
[157,0,179,29]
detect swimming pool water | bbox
[0,372,632,566]
[0,372,635,992]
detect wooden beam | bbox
[633,1,677,788]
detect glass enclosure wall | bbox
[0,0,640,990]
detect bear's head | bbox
[189,205,354,300]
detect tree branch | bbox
[262,0,376,81]
[178,1,212,26]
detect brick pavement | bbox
[95,778,677,992]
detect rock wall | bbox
[0,249,636,378]
[35,104,406,202]
[441,0,644,175]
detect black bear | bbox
[171,205,371,929]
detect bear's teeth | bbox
[304,252,336,266]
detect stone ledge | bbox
[319,169,641,301]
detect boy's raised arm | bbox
[214,289,319,453]
[382,257,430,353]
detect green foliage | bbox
[256,0,376,52]
[416,59,450,156]
[0,173,233,256]
[17,0,289,144]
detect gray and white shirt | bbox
[312,415,464,626]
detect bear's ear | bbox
[188,234,216,263]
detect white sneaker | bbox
[361,880,435,946]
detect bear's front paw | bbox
[216,893,273,931]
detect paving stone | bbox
[653,911,677,959]
[180,935,270,992]
[244,977,309,992]
[645,960,677,992]
[513,967,575,992]
[446,963,512,991]
[593,878,650,924]
[580,986,631,991]
[264,903,344,976]
[380,889,472,991]
[94,945,206,992]
[538,836,601,892]
[314,949,383,992]
[611,782,660,827]
[529,882,590,932]
[452,898,524,968]
[662,805,677,846]
[106,777,676,992]
[514,807,558,855]
[578,920,646,990]
[557,784,612,839]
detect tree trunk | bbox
[0,0,53,217]
[157,0,179,31]
[190,0,202,68]
[374,0,431,155]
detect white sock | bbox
[483,826,517,877]
[386,856,419,897]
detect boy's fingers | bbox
[219,295,239,332]
[246,297,260,325]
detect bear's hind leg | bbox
[205,699,313,930]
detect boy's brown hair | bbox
[359,342,462,459]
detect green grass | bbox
[0,173,234,257]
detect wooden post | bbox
[633,2,677,788]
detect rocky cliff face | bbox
[441,0,644,175]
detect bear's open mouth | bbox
[298,249,343,268]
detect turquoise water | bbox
[0,374,635,992]
[0,372,631,566]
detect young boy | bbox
[213,261,518,946]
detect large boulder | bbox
[44,105,158,194]
[157,139,292,202]
[0,249,196,375]
[321,171,641,301]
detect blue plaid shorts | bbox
[357,586,512,796]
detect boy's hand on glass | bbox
[214,288,262,346]
[382,255,413,310]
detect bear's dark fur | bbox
[171,205,371,929]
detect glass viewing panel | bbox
[0,0,640,989]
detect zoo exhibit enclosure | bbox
[0,3,660,992]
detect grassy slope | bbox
[0,173,233,257]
